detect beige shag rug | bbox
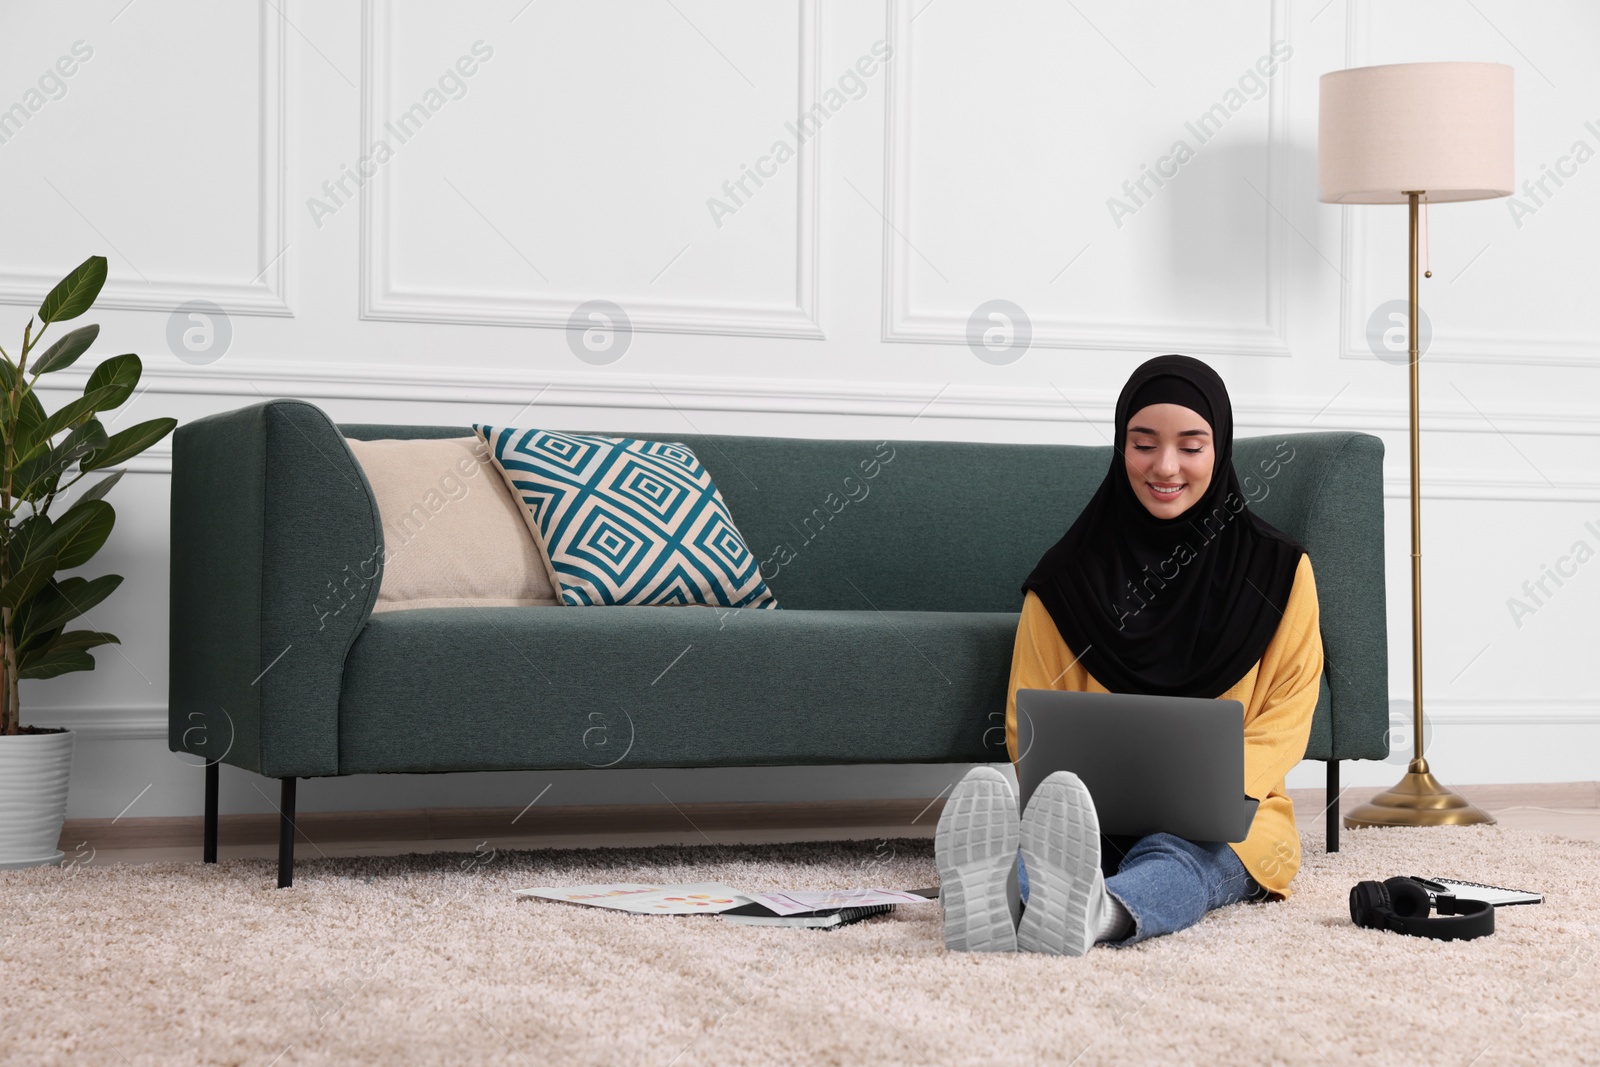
[3,825,1598,1066]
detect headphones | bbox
[1349,877,1495,941]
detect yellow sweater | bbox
[1004,553,1323,899]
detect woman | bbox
[936,354,1323,955]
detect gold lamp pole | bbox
[1317,62,1515,828]
[1345,189,1493,828]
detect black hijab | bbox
[1020,354,1305,698]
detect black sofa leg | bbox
[277,777,297,889]
[1326,760,1340,854]
[203,760,219,864]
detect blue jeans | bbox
[1017,833,1267,946]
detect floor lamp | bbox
[1317,62,1514,828]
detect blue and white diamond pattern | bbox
[476,425,780,609]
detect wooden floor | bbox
[56,781,1600,868]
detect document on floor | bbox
[515,882,753,914]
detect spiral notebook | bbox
[1413,876,1543,906]
[719,902,896,929]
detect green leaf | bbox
[9,388,48,458]
[42,499,114,570]
[0,355,18,393]
[31,324,99,375]
[12,513,54,567]
[83,353,140,411]
[39,256,108,323]
[38,386,121,441]
[9,436,52,474]
[11,452,68,502]
[74,470,123,505]
[14,575,123,644]
[17,647,98,680]
[14,624,60,657]
[11,421,106,501]
[19,627,116,668]
[36,629,117,653]
[64,417,108,453]
[81,417,177,472]
[0,553,59,613]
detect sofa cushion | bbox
[337,605,1014,773]
[347,436,559,612]
[475,425,779,610]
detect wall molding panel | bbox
[1337,203,1600,370]
[357,0,824,339]
[0,0,290,317]
[879,0,1294,357]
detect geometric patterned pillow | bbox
[474,424,780,609]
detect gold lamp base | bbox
[1343,758,1497,828]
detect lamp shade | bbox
[1318,62,1514,203]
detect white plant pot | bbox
[0,729,75,870]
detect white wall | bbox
[1,0,1595,820]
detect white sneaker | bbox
[1016,770,1111,956]
[935,767,1020,952]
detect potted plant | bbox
[0,255,175,869]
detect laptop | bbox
[1013,688,1259,843]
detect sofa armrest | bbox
[1234,431,1389,763]
[169,399,384,777]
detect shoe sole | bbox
[934,768,1019,952]
[1016,772,1101,956]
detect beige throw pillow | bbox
[346,436,561,613]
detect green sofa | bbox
[169,399,1389,886]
